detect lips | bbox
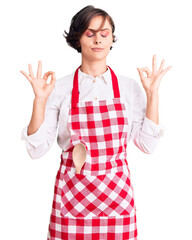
[92,48,104,52]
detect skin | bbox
[20,62,56,135]
[79,15,113,78]
[137,55,172,124]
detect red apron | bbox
[47,66,138,240]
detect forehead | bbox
[87,15,112,31]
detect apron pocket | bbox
[60,170,136,218]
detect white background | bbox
[1,0,192,239]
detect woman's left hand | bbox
[137,54,172,95]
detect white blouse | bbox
[21,66,165,159]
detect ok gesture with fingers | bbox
[137,54,172,95]
[20,60,56,100]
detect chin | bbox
[82,50,110,61]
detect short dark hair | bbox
[63,5,117,53]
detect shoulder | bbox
[116,72,144,98]
[54,71,75,103]
[116,73,136,88]
[55,72,74,92]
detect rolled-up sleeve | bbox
[130,81,165,154]
[21,85,59,159]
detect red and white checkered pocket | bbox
[60,169,136,219]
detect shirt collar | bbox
[78,66,111,85]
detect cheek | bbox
[79,38,90,49]
[105,38,113,47]
[104,33,113,44]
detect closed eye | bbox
[86,30,109,38]
[87,34,108,38]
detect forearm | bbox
[27,97,48,135]
[146,91,159,125]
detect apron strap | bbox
[71,65,120,108]
[107,66,120,98]
[71,66,81,109]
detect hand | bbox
[137,54,172,95]
[20,60,56,100]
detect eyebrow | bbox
[87,28,110,32]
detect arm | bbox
[131,54,172,154]
[21,87,59,159]
[146,92,159,124]
[130,81,164,154]
[137,54,172,125]
[27,97,48,136]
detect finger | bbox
[137,68,145,80]
[28,64,35,78]
[158,59,165,73]
[159,66,172,78]
[43,71,55,81]
[152,54,157,74]
[37,60,42,79]
[50,72,56,86]
[141,67,152,77]
[141,67,150,72]
[20,70,33,82]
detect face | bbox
[79,15,113,61]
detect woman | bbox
[20,5,171,240]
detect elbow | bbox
[26,142,52,159]
[131,123,163,155]
[142,146,155,155]
[136,142,155,154]
[22,128,56,159]
[27,148,45,159]
[133,135,159,155]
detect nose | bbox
[94,40,101,44]
[94,33,102,44]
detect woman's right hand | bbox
[20,60,56,101]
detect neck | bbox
[80,58,108,78]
